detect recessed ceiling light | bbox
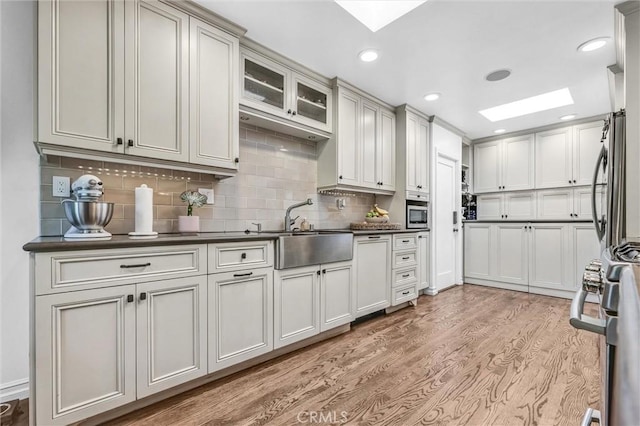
[577,37,608,52]
[479,88,574,122]
[424,93,440,101]
[485,69,512,82]
[560,114,576,120]
[494,129,506,134]
[335,0,427,32]
[359,49,379,62]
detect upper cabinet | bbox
[473,135,534,193]
[37,0,243,175]
[397,105,430,198]
[535,122,604,189]
[317,79,396,195]
[240,47,333,135]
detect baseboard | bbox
[0,378,29,402]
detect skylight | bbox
[335,1,427,32]
[479,88,574,122]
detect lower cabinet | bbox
[417,232,430,290]
[274,261,354,348]
[354,235,392,317]
[208,267,273,372]
[464,222,600,297]
[34,276,208,425]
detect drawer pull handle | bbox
[368,236,381,239]
[402,256,410,260]
[233,272,253,278]
[139,292,147,301]
[402,240,410,243]
[402,290,411,295]
[241,252,247,260]
[127,294,134,303]
[402,273,410,278]
[120,262,151,269]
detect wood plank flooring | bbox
[103,285,600,426]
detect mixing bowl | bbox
[63,200,114,232]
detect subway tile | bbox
[123,175,158,190]
[245,128,266,144]
[199,219,226,232]
[266,199,283,210]
[60,157,103,171]
[157,206,187,219]
[103,189,135,204]
[41,219,62,236]
[41,202,66,219]
[103,161,140,173]
[153,219,174,234]
[224,196,247,209]
[224,220,248,232]
[238,162,257,175]
[197,173,217,182]
[157,178,187,193]
[40,155,61,167]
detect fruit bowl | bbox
[365,216,389,223]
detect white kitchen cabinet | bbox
[37,0,242,173]
[320,261,354,332]
[318,80,395,195]
[528,224,572,291]
[208,267,274,372]
[495,224,528,286]
[240,48,332,133]
[464,223,493,280]
[417,232,430,291]
[402,108,430,195]
[136,276,207,398]
[536,187,603,220]
[35,286,137,425]
[189,17,239,169]
[473,135,534,193]
[535,123,603,189]
[354,235,392,317]
[477,191,535,220]
[274,266,320,349]
[573,186,604,220]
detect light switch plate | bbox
[199,188,214,204]
[53,176,70,197]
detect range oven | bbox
[406,200,428,229]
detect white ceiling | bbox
[196,0,617,139]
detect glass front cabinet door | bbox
[241,50,332,134]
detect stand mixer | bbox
[63,174,114,239]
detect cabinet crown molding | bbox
[395,104,432,121]
[162,0,247,37]
[332,78,395,111]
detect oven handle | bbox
[580,407,601,426]
[592,145,606,241]
[570,287,606,335]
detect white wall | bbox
[0,0,38,401]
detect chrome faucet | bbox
[284,198,313,231]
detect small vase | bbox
[178,215,199,233]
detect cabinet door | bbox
[417,117,430,193]
[379,108,396,191]
[125,0,189,162]
[463,223,492,280]
[208,267,273,372]
[353,236,391,317]
[571,224,601,291]
[573,122,605,186]
[495,224,528,286]
[535,127,573,188]
[337,88,361,186]
[503,192,536,220]
[417,232,430,290]
[529,224,571,291]
[38,0,125,152]
[473,141,501,193]
[502,135,534,191]
[189,17,239,169]
[320,261,354,332]
[292,73,332,133]
[274,266,320,349]
[405,112,420,192]
[477,194,503,220]
[35,286,136,425]
[536,188,573,220]
[361,100,379,189]
[573,186,604,221]
[136,276,207,398]
[240,50,289,118]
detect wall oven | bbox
[406,201,428,229]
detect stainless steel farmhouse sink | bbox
[275,232,353,269]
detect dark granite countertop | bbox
[23,228,428,252]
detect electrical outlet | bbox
[53,176,70,197]
[199,188,214,204]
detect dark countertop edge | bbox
[23,229,428,252]
[350,229,428,236]
[462,220,594,224]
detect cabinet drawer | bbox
[393,249,417,269]
[393,266,418,288]
[392,284,418,306]
[393,234,418,250]
[209,241,273,273]
[35,245,206,295]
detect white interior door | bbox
[435,154,457,290]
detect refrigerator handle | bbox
[592,145,606,242]
[570,286,606,335]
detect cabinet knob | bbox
[568,180,572,184]
[128,139,134,147]
[292,111,297,116]
[127,294,134,303]
[339,175,343,180]
[287,109,292,114]
[234,157,239,164]
[501,215,504,219]
[573,180,577,184]
[505,215,508,219]
[241,252,247,260]
[317,270,321,276]
[322,269,326,274]
[116,137,123,145]
[379,181,383,186]
[139,292,147,301]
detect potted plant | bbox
[178,190,207,233]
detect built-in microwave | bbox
[406,201,428,229]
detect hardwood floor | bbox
[102,285,600,426]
